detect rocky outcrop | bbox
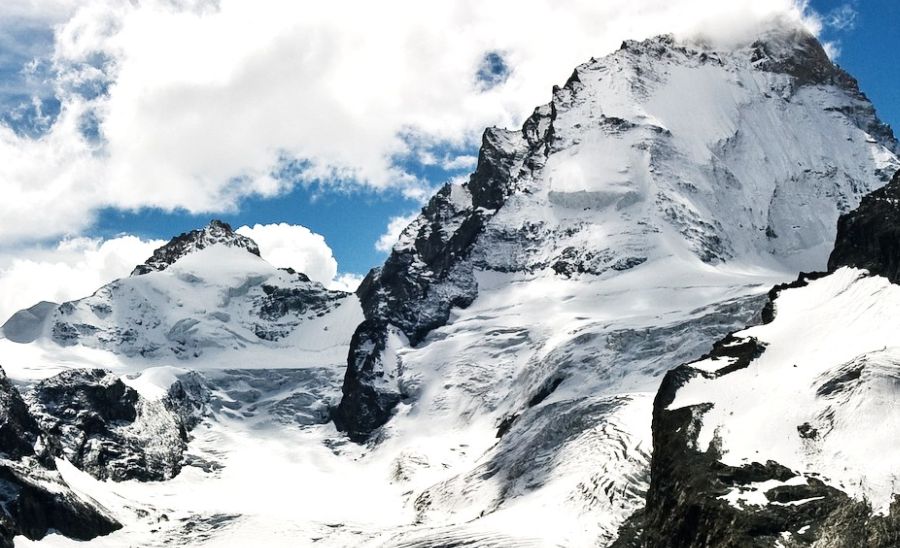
[615,352,851,547]
[26,369,189,482]
[828,170,900,283]
[131,219,260,276]
[334,119,549,439]
[0,366,121,547]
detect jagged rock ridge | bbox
[131,220,260,276]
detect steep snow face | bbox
[34,244,359,362]
[671,268,900,513]
[479,33,897,277]
[339,28,898,437]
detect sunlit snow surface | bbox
[6,30,900,547]
[672,267,900,514]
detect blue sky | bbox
[812,0,899,133]
[0,0,897,282]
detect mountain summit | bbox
[335,26,898,440]
[130,219,260,276]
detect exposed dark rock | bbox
[750,29,857,89]
[828,169,900,283]
[131,219,260,276]
[0,371,42,461]
[613,355,849,547]
[335,161,508,438]
[27,369,188,482]
[333,321,402,441]
[0,366,121,547]
[0,463,121,547]
[618,166,900,545]
[335,72,564,440]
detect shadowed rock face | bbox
[613,356,853,547]
[26,368,199,482]
[0,366,121,548]
[829,170,900,283]
[131,219,260,276]
[332,127,533,439]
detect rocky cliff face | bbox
[0,366,122,547]
[26,369,192,482]
[828,170,900,283]
[622,168,900,547]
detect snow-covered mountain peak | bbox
[338,28,899,444]
[131,219,260,276]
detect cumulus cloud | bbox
[376,213,420,253]
[0,235,163,323]
[0,0,826,244]
[235,222,358,289]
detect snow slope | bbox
[671,268,900,513]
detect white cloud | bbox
[376,213,419,253]
[235,223,357,289]
[0,235,163,323]
[330,273,364,293]
[0,0,825,244]
[823,3,857,31]
[442,155,478,171]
